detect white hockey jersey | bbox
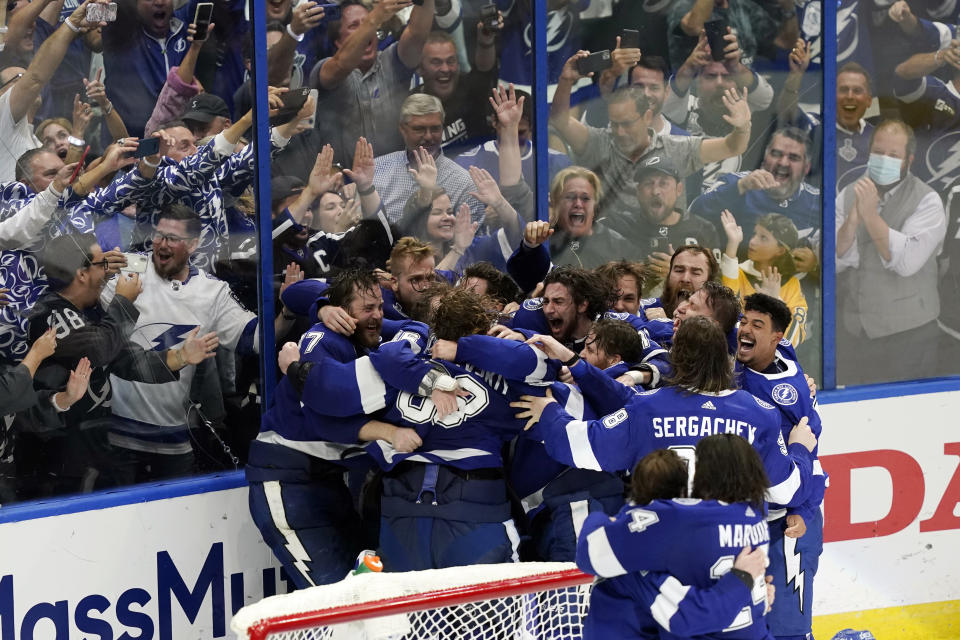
[100,257,255,455]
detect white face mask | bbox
[867,153,903,186]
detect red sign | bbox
[822,444,960,542]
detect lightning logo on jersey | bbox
[525,9,573,53]
[836,2,860,64]
[138,323,198,352]
[924,133,960,190]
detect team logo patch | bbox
[605,312,628,320]
[753,396,775,410]
[522,297,543,311]
[772,383,799,406]
[602,409,628,429]
[779,338,792,347]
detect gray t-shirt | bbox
[310,42,414,166]
[572,127,703,219]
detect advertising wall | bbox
[0,484,283,640]
[0,389,957,639]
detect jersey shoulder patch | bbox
[602,408,629,429]
[753,395,775,410]
[771,383,799,406]
[605,311,629,320]
[522,297,543,311]
[779,338,792,347]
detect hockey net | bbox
[231,562,595,640]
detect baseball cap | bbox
[637,155,681,181]
[182,93,231,123]
[756,213,800,250]
[270,175,306,208]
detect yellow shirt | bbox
[720,255,808,346]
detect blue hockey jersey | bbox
[255,320,429,467]
[577,498,771,639]
[529,366,814,508]
[896,74,960,192]
[688,172,821,247]
[736,339,826,520]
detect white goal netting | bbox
[231,562,595,640]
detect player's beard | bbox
[661,282,689,319]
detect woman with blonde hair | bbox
[547,165,633,269]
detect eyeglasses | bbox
[408,274,440,292]
[561,194,593,204]
[152,231,192,245]
[86,259,110,270]
[0,72,23,93]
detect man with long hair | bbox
[512,316,818,511]
[581,446,774,639]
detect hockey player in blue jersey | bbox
[736,294,826,640]
[512,316,818,510]
[582,448,775,639]
[432,318,649,562]
[508,266,615,353]
[577,435,778,640]
[247,269,431,589]
[670,281,743,355]
[339,289,544,571]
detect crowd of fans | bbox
[0,0,952,631]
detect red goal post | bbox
[232,562,595,640]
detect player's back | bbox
[367,361,525,471]
[579,498,772,639]
[626,386,779,465]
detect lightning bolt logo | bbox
[784,534,805,613]
[836,4,859,63]
[926,134,960,190]
[523,10,572,53]
[263,481,316,587]
[141,323,197,352]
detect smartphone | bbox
[121,253,149,274]
[68,146,90,184]
[269,87,310,125]
[304,89,318,128]
[704,19,727,61]
[133,137,161,158]
[479,3,498,31]
[620,28,640,50]
[192,2,214,41]
[316,2,340,21]
[79,84,94,105]
[575,50,612,76]
[86,2,117,22]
